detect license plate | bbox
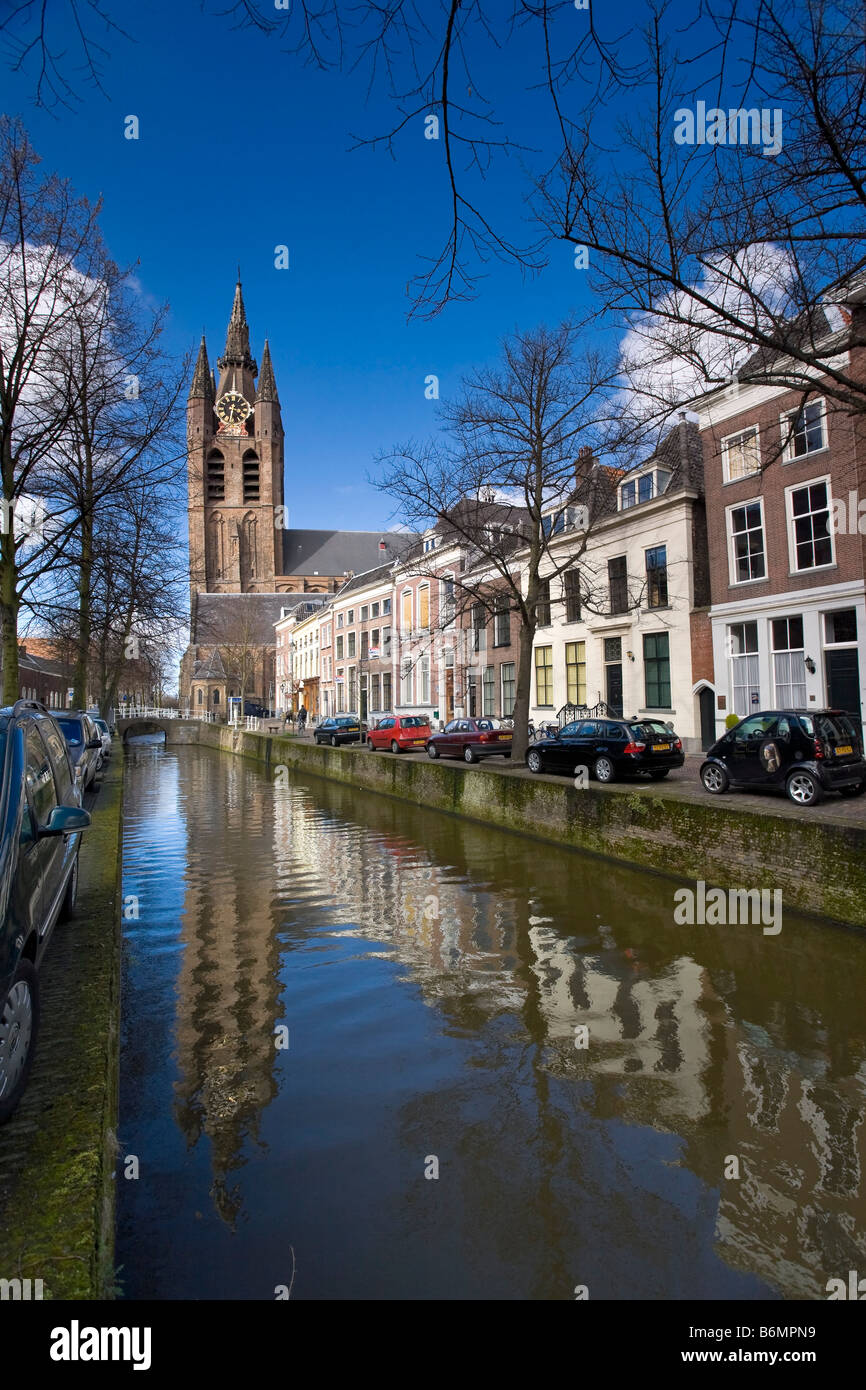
[652,743,669,752]
[411,739,424,745]
[836,744,853,755]
[499,732,512,739]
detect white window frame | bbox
[726,496,767,586]
[780,397,828,463]
[785,474,835,574]
[721,424,761,484]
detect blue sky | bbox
[1,0,638,531]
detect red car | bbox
[367,714,431,753]
[426,717,513,763]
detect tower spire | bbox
[256,339,279,403]
[218,275,256,374]
[189,335,214,400]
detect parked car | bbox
[367,714,431,753]
[315,715,362,746]
[426,717,513,763]
[92,717,112,760]
[55,712,103,792]
[526,716,685,781]
[0,700,92,1122]
[700,709,866,806]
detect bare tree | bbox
[0,117,109,703]
[378,319,628,763]
[0,1,131,113]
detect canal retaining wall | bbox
[190,723,866,929]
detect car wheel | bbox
[786,770,823,806]
[594,755,615,783]
[59,853,79,922]
[700,763,729,795]
[527,749,543,774]
[839,783,866,798]
[390,740,400,754]
[0,960,39,1125]
[464,746,477,764]
[427,743,439,759]
[366,738,375,750]
[330,735,338,747]
[648,769,670,780]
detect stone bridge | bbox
[116,715,208,745]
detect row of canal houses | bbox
[276,320,866,751]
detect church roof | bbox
[280,529,413,578]
[194,592,321,647]
[256,340,278,403]
[192,648,229,680]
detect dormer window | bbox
[423,535,438,553]
[722,426,760,482]
[620,468,671,510]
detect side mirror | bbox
[39,804,91,837]
[86,737,102,748]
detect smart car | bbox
[700,709,866,806]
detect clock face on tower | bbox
[215,391,251,426]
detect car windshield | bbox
[401,717,429,728]
[57,718,83,746]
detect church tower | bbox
[186,279,284,600]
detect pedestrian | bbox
[297,705,307,733]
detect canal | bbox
[116,741,866,1300]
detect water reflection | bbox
[117,743,866,1300]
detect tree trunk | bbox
[0,521,19,705]
[73,497,92,708]
[510,616,536,764]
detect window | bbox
[536,579,551,626]
[729,501,766,582]
[347,610,354,624]
[608,556,628,614]
[371,603,379,618]
[483,666,495,716]
[419,586,430,629]
[472,602,485,653]
[242,451,260,502]
[25,726,58,829]
[645,546,668,608]
[564,569,581,623]
[825,609,857,645]
[371,674,380,709]
[501,663,516,717]
[383,598,391,615]
[535,646,553,705]
[788,479,833,571]
[441,579,455,625]
[213,689,220,704]
[197,688,203,705]
[348,667,357,710]
[382,672,392,709]
[382,625,391,657]
[643,633,671,708]
[206,451,225,500]
[41,723,73,802]
[361,630,369,658]
[371,628,379,648]
[621,479,636,510]
[336,635,344,659]
[638,473,654,504]
[722,426,760,482]
[772,616,806,707]
[401,591,412,631]
[337,613,343,628]
[337,674,346,711]
[783,399,825,459]
[729,621,760,716]
[494,595,510,647]
[566,641,586,706]
[401,659,412,704]
[420,657,430,704]
[347,632,356,658]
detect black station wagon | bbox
[0,701,91,1122]
[700,709,866,806]
[526,717,685,781]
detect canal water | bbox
[116,741,866,1300]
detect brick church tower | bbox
[186,279,284,600]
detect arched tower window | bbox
[207,450,225,501]
[242,450,260,503]
[208,511,226,582]
[241,510,259,585]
